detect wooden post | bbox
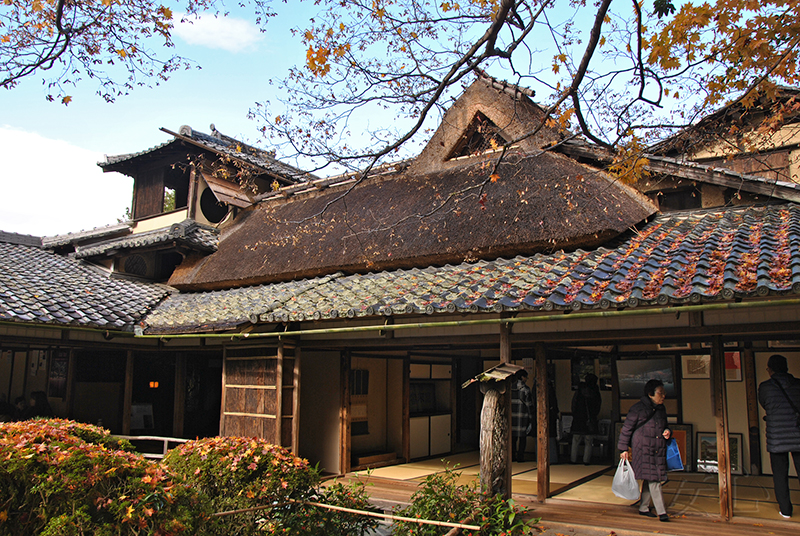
[173,354,186,437]
[219,348,228,435]
[187,167,198,220]
[122,351,134,434]
[711,336,733,520]
[743,345,761,475]
[535,342,549,502]
[479,385,509,498]
[500,322,512,499]
[340,350,351,475]
[402,354,410,462]
[276,342,284,446]
[292,347,301,454]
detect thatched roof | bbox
[168,149,657,291]
[145,203,800,334]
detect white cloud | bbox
[0,126,133,237]
[173,13,263,53]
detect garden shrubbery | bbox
[0,419,200,535]
[0,420,376,536]
[162,436,377,535]
[2,419,533,535]
[392,466,536,536]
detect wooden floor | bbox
[337,452,800,535]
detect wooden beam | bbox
[122,351,134,435]
[710,336,733,520]
[535,342,549,502]
[173,354,186,437]
[555,142,800,202]
[643,158,800,202]
[743,345,762,475]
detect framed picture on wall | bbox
[681,354,710,379]
[571,355,596,390]
[697,431,718,473]
[696,431,743,474]
[616,358,676,398]
[657,342,690,350]
[47,349,69,399]
[725,352,742,382]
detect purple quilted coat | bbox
[617,395,670,482]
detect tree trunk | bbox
[480,387,508,497]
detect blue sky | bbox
[0,5,315,236]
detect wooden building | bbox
[2,76,800,522]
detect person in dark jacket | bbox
[511,369,534,462]
[21,391,54,419]
[758,354,800,519]
[571,373,601,465]
[617,379,671,522]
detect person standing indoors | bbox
[511,369,534,462]
[617,379,672,522]
[758,354,800,519]
[571,373,601,465]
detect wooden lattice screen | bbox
[220,341,300,451]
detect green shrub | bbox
[164,437,379,535]
[392,466,536,536]
[312,479,379,536]
[0,419,200,535]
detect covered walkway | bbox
[340,451,799,533]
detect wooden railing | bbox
[114,435,189,459]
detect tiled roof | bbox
[100,125,317,184]
[144,204,800,333]
[0,231,41,247]
[74,220,219,259]
[143,274,342,333]
[0,239,170,330]
[42,223,132,249]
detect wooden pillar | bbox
[122,351,134,434]
[187,167,198,220]
[276,342,284,446]
[500,322,512,499]
[292,347,301,454]
[743,345,761,475]
[173,354,186,437]
[66,350,77,421]
[711,336,733,519]
[610,347,621,424]
[340,350,352,475]
[219,348,228,434]
[479,385,509,498]
[402,353,411,462]
[535,342,549,502]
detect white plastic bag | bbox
[611,458,640,500]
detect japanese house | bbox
[2,76,800,522]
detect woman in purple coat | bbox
[617,379,672,522]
